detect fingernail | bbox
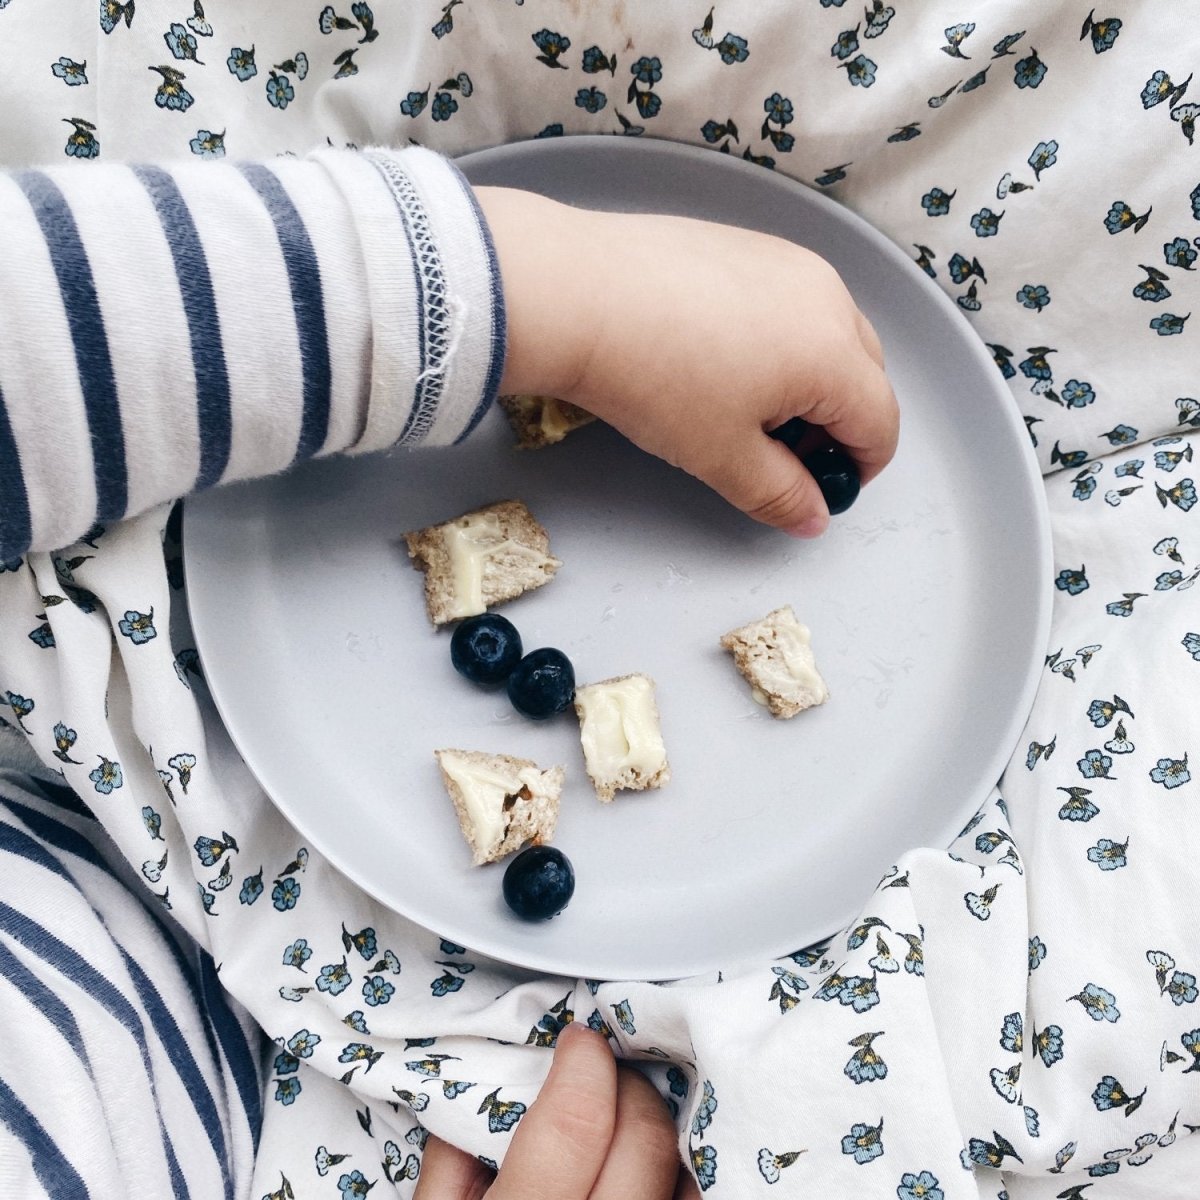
[786,515,828,539]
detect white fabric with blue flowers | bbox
[2,3,1200,1198]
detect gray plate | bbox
[183,138,1051,981]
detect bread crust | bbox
[435,748,564,866]
[404,499,561,626]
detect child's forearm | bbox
[0,147,504,562]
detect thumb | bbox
[487,1022,618,1200]
[713,435,832,539]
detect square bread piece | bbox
[720,605,830,719]
[499,394,597,448]
[435,749,564,866]
[573,673,670,802]
[404,499,561,626]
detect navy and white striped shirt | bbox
[0,146,505,562]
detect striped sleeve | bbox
[0,772,265,1199]
[0,146,506,561]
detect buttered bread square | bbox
[404,499,561,626]
[499,394,597,448]
[434,749,564,866]
[573,673,669,802]
[720,605,829,719]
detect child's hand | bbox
[477,186,898,538]
[412,1022,697,1199]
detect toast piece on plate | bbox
[573,673,670,802]
[720,605,830,719]
[435,749,564,866]
[404,499,561,626]
[499,394,596,448]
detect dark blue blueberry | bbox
[802,445,861,515]
[502,845,575,920]
[507,647,575,719]
[450,614,523,686]
[767,416,810,453]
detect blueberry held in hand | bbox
[451,614,523,686]
[503,845,575,921]
[507,647,576,719]
[801,445,861,516]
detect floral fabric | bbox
[1,2,1199,1197]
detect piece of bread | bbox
[435,749,564,866]
[573,674,669,802]
[499,394,596,449]
[404,499,561,626]
[720,605,829,719]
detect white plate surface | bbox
[184,138,1051,981]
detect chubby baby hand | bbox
[478,185,898,537]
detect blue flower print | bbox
[363,974,394,1006]
[337,1169,375,1198]
[431,971,463,996]
[831,29,859,61]
[1134,266,1171,301]
[841,54,876,87]
[1087,1161,1120,1177]
[63,118,99,159]
[897,1170,943,1200]
[150,66,194,111]
[971,208,1003,237]
[921,188,955,216]
[845,1032,887,1083]
[430,0,457,39]
[535,123,563,139]
[1115,460,1143,478]
[1149,755,1190,789]
[667,1066,689,1098]
[1034,1023,1064,1067]
[841,1119,884,1164]
[691,1079,717,1137]
[1104,427,1140,450]
[117,609,156,643]
[400,88,428,118]
[1000,1012,1023,1053]
[1077,749,1113,779]
[715,33,749,65]
[431,91,458,121]
[1014,49,1047,89]
[1164,237,1198,270]
[888,123,921,143]
[52,722,81,764]
[266,72,294,110]
[317,959,352,996]
[227,45,257,80]
[52,58,89,86]
[764,93,794,128]
[1071,982,1120,1022]
[1092,1076,1144,1115]
[1087,837,1129,870]
[344,924,377,960]
[630,55,661,85]
[272,877,300,910]
[1029,936,1047,971]
[165,22,202,63]
[1017,283,1050,312]
[189,128,225,157]
[941,22,974,59]
[1105,720,1135,755]
[960,67,990,93]
[1142,69,1183,109]
[1156,444,1194,471]
[1184,632,1200,660]
[344,1011,370,1035]
[283,939,312,970]
[1087,695,1131,728]
[90,755,123,794]
[1082,11,1121,53]
[315,1145,350,1178]
[865,5,894,38]
[1168,971,1199,1005]
[1105,591,1146,616]
[240,868,263,905]
[1156,478,1198,511]
[274,1050,299,1076]
[1024,1105,1040,1137]
[99,0,134,35]
[339,1043,383,1072]
[532,28,570,68]
[1028,140,1058,179]
[1062,379,1095,408]
[574,87,606,114]
[814,163,848,185]
[1055,566,1088,595]
[168,751,196,793]
[581,45,616,75]
[288,1028,320,1058]
[838,974,880,1013]
[274,1077,301,1105]
[691,1145,718,1191]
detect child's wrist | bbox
[474,185,604,400]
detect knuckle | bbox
[746,474,815,528]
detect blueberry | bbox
[801,445,861,516]
[451,614,523,686]
[506,647,575,719]
[502,845,575,921]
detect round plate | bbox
[183,138,1051,981]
